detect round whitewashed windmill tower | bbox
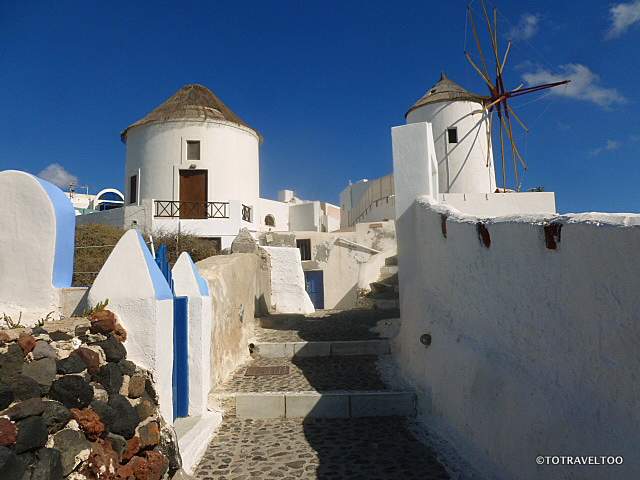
[406,73,496,194]
[121,84,261,215]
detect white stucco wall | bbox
[196,254,264,389]
[173,252,212,416]
[0,170,75,324]
[392,122,440,220]
[289,202,319,232]
[262,246,314,314]
[257,197,291,232]
[87,229,174,422]
[395,198,640,479]
[407,100,496,194]
[291,222,397,309]
[440,191,557,216]
[125,120,260,209]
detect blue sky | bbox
[1,0,639,213]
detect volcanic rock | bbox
[49,376,93,409]
[107,395,139,439]
[32,341,56,361]
[56,355,86,375]
[0,418,17,447]
[15,417,48,453]
[0,446,25,480]
[41,401,71,434]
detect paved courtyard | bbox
[194,416,450,480]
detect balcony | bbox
[154,200,229,219]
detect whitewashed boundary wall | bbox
[0,170,75,324]
[395,198,640,480]
[392,122,439,219]
[262,246,314,314]
[196,253,269,389]
[87,229,175,421]
[172,252,213,416]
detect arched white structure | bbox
[94,188,124,211]
[122,84,260,211]
[406,73,496,194]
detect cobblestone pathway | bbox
[194,417,450,480]
[215,356,388,392]
[256,309,400,342]
[196,309,451,479]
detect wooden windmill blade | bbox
[464,0,571,190]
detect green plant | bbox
[82,299,109,318]
[2,312,22,329]
[36,311,55,327]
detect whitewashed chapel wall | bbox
[395,198,640,480]
[0,170,75,324]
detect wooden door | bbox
[179,170,208,219]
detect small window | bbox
[447,128,458,144]
[129,175,137,204]
[296,239,311,261]
[264,214,275,227]
[187,140,201,161]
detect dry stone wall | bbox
[0,310,180,480]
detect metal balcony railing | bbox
[154,200,229,219]
[242,204,252,222]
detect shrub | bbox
[73,224,219,287]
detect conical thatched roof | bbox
[121,84,261,142]
[405,73,487,117]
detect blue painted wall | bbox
[34,175,76,288]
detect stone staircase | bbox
[210,308,411,419]
[363,254,400,310]
[196,309,450,479]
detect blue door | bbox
[154,244,189,419]
[304,270,324,309]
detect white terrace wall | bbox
[261,246,314,314]
[396,198,640,480]
[196,253,268,389]
[87,229,174,421]
[0,170,75,324]
[172,252,213,416]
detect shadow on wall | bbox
[332,284,359,311]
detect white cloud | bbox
[509,14,540,41]
[37,163,78,189]
[521,64,626,109]
[606,0,640,38]
[589,139,621,156]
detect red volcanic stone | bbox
[138,422,160,449]
[90,310,117,335]
[144,451,168,480]
[117,456,149,480]
[83,438,120,479]
[122,436,141,463]
[75,347,102,374]
[0,418,17,446]
[71,408,105,441]
[113,322,127,343]
[17,334,36,354]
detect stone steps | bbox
[212,390,416,419]
[211,355,415,419]
[250,339,391,358]
[255,309,400,343]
